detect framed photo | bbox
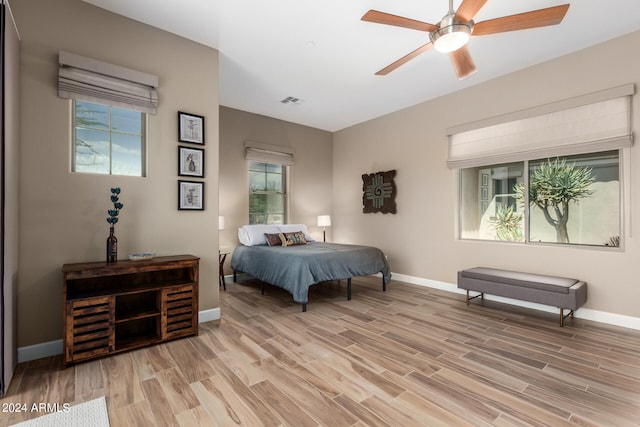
[178,180,204,210]
[178,111,205,145]
[178,146,205,178]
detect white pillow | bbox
[278,224,315,242]
[238,224,281,246]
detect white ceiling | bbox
[82,0,640,132]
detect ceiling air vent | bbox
[281,96,304,106]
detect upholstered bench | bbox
[457,267,587,326]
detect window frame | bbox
[71,99,147,177]
[458,150,623,249]
[247,160,288,225]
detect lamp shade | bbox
[218,216,225,230]
[317,215,331,227]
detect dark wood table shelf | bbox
[63,255,199,367]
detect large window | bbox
[453,87,632,248]
[73,100,146,176]
[460,151,620,247]
[248,161,286,224]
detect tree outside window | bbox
[460,151,620,247]
[514,157,595,244]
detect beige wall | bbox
[219,106,333,264]
[3,0,20,392]
[12,0,220,347]
[333,30,640,319]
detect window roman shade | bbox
[447,84,635,169]
[58,51,158,114]
[244,141,295,166]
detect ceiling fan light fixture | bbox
[431,23,471,53]
[362,2,571,77]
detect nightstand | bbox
[219,248,230,290]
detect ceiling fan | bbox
[361,0,570,80]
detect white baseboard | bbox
[17,339,63,364]
[199,307,221,323]
[392,272,640,331]
[18,307,222,363]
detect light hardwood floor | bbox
[2,276,640,426]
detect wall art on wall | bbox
[178,111,205,145]
[362,169,397,214]
[178,180,205,210]
[178,146,204,178]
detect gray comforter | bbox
[230,242,391,303]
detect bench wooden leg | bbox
[465,290,484,305]
[559,308,574,327]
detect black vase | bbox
[106,226,118,263]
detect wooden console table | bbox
[62,255,199,367]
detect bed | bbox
[230,224,391,311]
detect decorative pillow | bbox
[278,224,315,242]
[238,224,315,246]
[282,231,307,246]
[238,224,281,246]
[264,232,285,246]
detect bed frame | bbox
[233,272,387,312]
[230,241,390,311]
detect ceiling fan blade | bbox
[473,4,570,36]
[449,45,477,80]
[361,10,438,32]
[455,0,489,22]
[375,42,433,75]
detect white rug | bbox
[10,397,109,427]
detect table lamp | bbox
[317,215,331,242]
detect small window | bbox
[72,100,146,176]
[248,161,286,224]
[460,162,525,242]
